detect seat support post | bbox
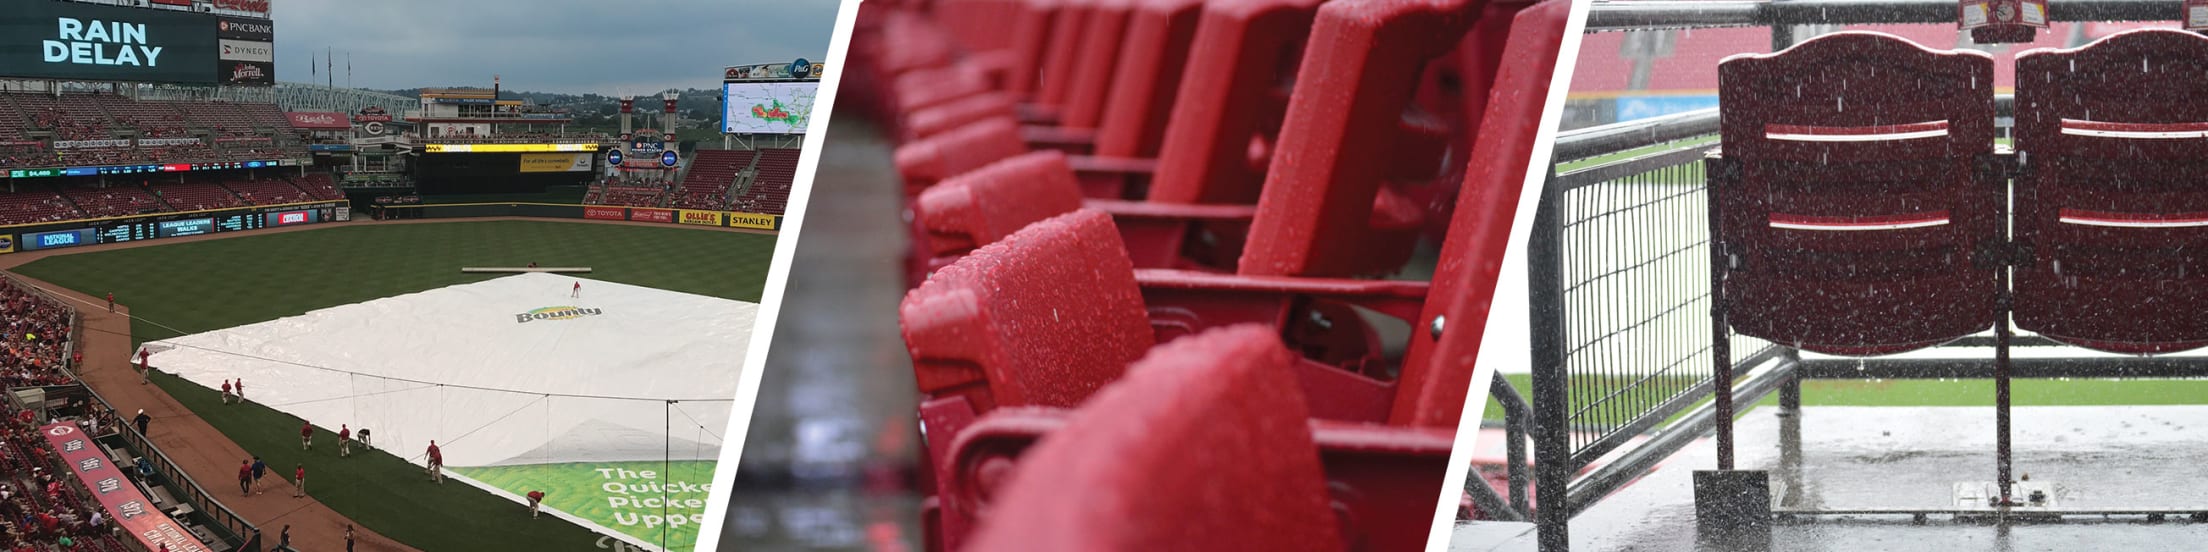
[1988,151,2018,513]
[1995,288,2015,511]
[1708,157,1738,471]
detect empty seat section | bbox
[156,180,246,211]
[741,149,802,215]
[221,177,310,205]
[64,186,166,218]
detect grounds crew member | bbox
[250,457,268,494]
[426,440,444,484]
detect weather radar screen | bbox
[721,82,815,135]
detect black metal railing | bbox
[1522,110,1801,551]
[1586,0,2180,32]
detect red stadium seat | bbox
[909,150,1254,280]
[912,151,1090,261]
[904,93,1020,141]
[945,326,1458,552]
[893,118,1031,193]
[1713,31,1999,356]
[955,325,1344,552]
[900,208,1156,415]
[2013,29,2208,354]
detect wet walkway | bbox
[1565,405,2208,551]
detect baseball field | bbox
[12,219,773,552]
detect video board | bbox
[721,82,816,135]
[0,2,221,84]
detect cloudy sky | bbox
[271,0,840,94]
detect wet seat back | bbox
[1237,0,1484,278]
[1090,0,1209,159]
[1148,0,1329,205]
[893,118,1031,192]
[1715,31,1998,355]
[913,151,1089,258]
[1392,0,1567,427]
[2013,29,2208,354]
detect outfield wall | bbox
[0,200,348,255]
[0,200,778,256]
[378,202,784,231]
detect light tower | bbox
[661,92,679,137]
[619,96,635,136]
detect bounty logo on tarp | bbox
[516,306,603,323]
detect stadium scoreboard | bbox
[10,202,334,252]
[0,2,272,85]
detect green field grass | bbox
[14,220,772,552]
[453,461,716,551]
[19,220,771,343]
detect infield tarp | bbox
[145,273,747,468]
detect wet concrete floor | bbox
[1562,405,2208,551]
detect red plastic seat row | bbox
[893,0,1572,547]
[1717,28,2208,356]
[889,0,1525,287]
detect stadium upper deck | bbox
[0,91,309,171]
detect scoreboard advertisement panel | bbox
[1,202,329,254]
[0,2,221,84]
[20,229,95,251]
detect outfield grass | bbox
[18,220,772,343]
[14,220,772,552]
[1483,373,2208,422]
